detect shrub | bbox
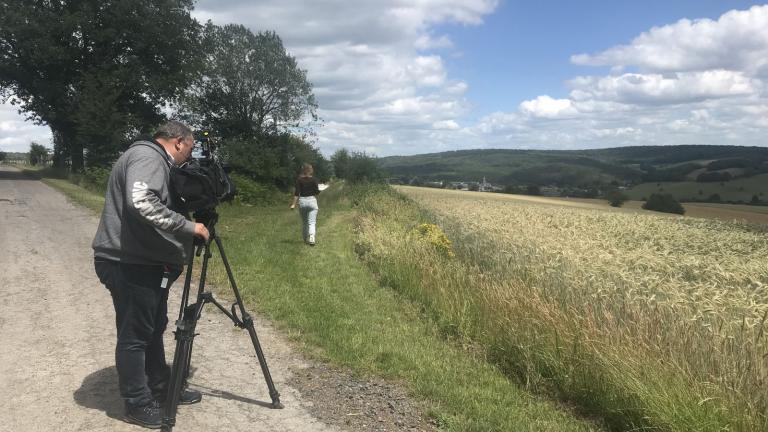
[331,149,385,183]
[229,172,285,206]
[412,223,455,258]
[642,193,685,215]
[525,185,541,196]
[81,166,111,193]
[606,190,628,207]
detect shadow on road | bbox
[0,169,39,181]
[191,382,276,409]
[73,366,124,421]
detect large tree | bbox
[0,0,201,170]
[180,23,318,139]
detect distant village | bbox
[389,176,502,192]
[387,176,605,198]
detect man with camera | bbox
[92,121,210,428]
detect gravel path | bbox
[0,165,358,432]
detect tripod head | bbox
[193,208,219,230]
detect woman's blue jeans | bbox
[298,196,318,241]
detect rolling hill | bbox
[378,145,768,190]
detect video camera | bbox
[170,131,236,214]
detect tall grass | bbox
[354,185,768,431]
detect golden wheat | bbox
[384,187,768,430]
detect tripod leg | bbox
[162,304,200,431]
[162,242,211,431]
[214,236,283,409]
[181,240,213,387]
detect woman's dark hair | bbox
[299,163,314,178]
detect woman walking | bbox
[290,163,320,245]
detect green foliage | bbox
[628,174,768,204]
[0,0,202,170]
[606,190,629,207]
[80,166,111,194]
[697,171,732,182]
[0,151,6,162]
[378,146,768,190]
[179,23,317,139]
[642,193,685,215]
[331,149,384,183]
[525,184,541,196]
[221,133,329,190]
[28,142,48,165]
[229,172,285,206]
[330,149,350,179]
[706,158,754,171]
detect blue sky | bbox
[2,1,768,156]
[442,1,762,118]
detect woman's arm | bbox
[290,179,300,209]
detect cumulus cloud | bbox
[432,120,459,130]
[4,2,767,155]
[519,96,578,119]
[571,5,768,75]
[193,0,498,155]
[568,70,759,105]
[472,5,768,150]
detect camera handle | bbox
[162,216,283,432]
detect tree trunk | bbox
[51,124,83,171]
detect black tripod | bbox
[161,209,283,432]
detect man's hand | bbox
[194,223,210,242]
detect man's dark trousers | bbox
[95,259,172,408]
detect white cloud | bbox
[193,0,497,155]
[0,101,52,153]
[568,70,758,105]
[432,120,459,130]
[519,96,578,119]
[571,5,768,75]
[468,5,768,151]
[3,2,768,156]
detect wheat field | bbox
[358,185,768,430]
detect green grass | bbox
[36,171,598,431]
[40,177,106,212]
[627,173,768,203]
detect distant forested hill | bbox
[378,145,768,188]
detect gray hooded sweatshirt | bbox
[92,140,196,265]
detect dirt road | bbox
[0,165,341,432]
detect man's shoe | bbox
[154,388,203,406]
[308,234,316,246]
[178,388,202,405]
[124,402,162,429]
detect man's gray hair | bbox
[153,120,193,140]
